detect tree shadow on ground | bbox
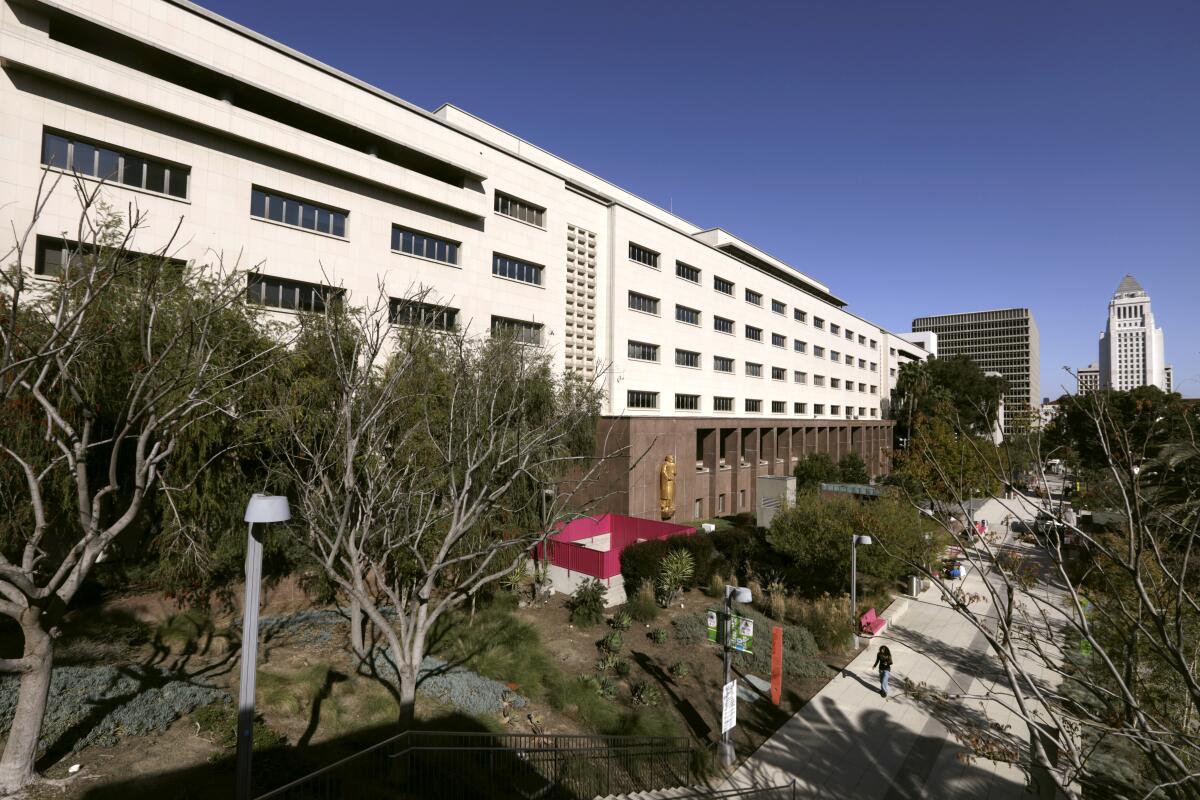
[900,676,1025,765]
[724,694,1032,799]
[79,713,606,800]
[887,623,1042,693]
[630,649,711,742]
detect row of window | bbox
[251,188,348,237]
[243,273,544,346]
[630,240,880,350]
[625,340,880,391]
[42,131,189,198]
[626,293,879,370]
[42,131,548,274]
[626,391,878,418]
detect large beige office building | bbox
[911,308,1040,436]
[0,0,922,521]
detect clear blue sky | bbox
[201,0,1200,398]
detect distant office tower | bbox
[1077,363,1099,394]
[911,308,1040,436]
[1098,276,1171,391]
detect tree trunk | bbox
[398,665,418,730]
[0,613,54,793]
[349,596,366,660]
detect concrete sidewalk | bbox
[721,497,1053,798]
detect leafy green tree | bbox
[0,191,276,791]
[793,452,840,493]
[765,492,929,595]
[1046,385,1187,474]
[268,293,608,726]
[891,410,1000,502]
[838,452,870,484]
[891,356,1005,444]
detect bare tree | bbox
[0,179,277,791]
[268,293,616,724]
[885,388,1200,800]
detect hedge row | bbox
[619,528,783,594]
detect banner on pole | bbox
[707,609,754,653]
[721,679,738,733]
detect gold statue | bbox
[659,455,677,519]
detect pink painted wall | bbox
[535,515,696,580]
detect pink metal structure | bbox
[534,514,696,580]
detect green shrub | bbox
[648,628,668,645]
[595,653,619,673]
[731,607,826,679]
[669,533,719,586]
[794,452,840,492]
[568,579,607,627]
[789,593,851,652]
[619,532,719,595]
[595,675,617,700]
[708,529,763,579]
[598,631,623,654]
[838,452,870,484]
[630,682,661,707]
[154,610,215,654]
[626,583,660,623]
[656,549,695,606]
[619,538,672,594]
[578,674,617,701]
[614,659,631,677]
[669,662,690,678]
[192,700,284,751]
[546,674,621,733]
[430,604,557,698]
[671,613,708,646]
[609,610,632,631]
[0,665,227,755]
[766,577,788,622]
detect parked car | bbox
[1010,519,1034,534]
[1035,511,1066,536]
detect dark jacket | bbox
[873,651,893,671]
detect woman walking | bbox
[873,645,893,698]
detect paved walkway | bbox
[721,495,1060,799]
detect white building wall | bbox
[1,0,908,431]
[1098,277,1169,392]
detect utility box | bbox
[756,476,795,528]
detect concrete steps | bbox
[596,783,794,800]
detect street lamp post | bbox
[850,534,872,648]
[236,494,291,800]
[719,584,752,769]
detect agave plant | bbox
[656,549,696,606]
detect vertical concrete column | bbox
[728,427,741,514]
[744,427,759,513]
[703,428,718,517]
[763,427,777,475]
[864,426,875,476]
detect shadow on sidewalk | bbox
[730,694,1027,799]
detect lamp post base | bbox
[719,740,736,769]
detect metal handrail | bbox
[254,729,695,800]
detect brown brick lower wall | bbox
[571,416,895,522]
